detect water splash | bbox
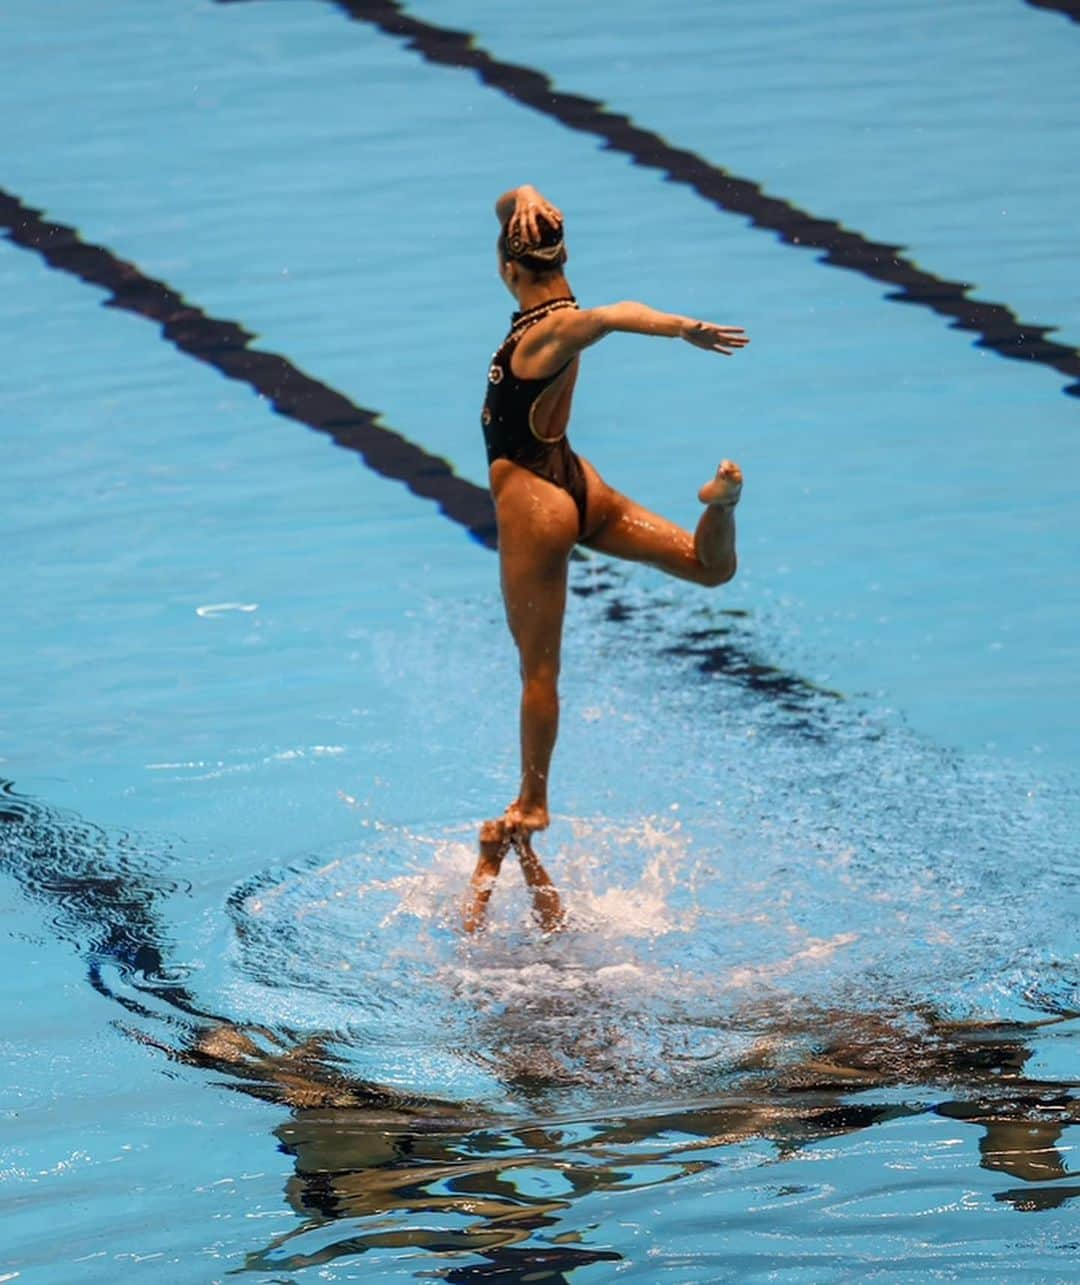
[222,722,1078,1112]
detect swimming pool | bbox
[2,1,1077,1279]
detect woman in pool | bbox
[464,184,748,933]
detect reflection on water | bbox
[2,627,1078,1279]
[129,1006,1077,1277]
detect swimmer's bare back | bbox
[463,184,747,934]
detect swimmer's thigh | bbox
[578,456,704,584]
[495,467,578,670]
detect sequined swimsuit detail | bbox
[481,296,588,537]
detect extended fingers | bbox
[511,201,563,249]
[508,209,526,246]
[509,207,537,247]
[698,324,749,355]
[687,322,748,341]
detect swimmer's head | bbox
[497,214,568,292]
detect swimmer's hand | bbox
[507,185,563,247]
[680,319,749,356]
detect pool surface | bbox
[2,1,1078,1280]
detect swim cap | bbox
[503,214,566,268]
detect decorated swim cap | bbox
[504,214,566,266]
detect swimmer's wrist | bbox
[513,184,544,213]
[497,184,542,223]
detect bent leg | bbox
[580,456,741,588]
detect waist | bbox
[483,416,571,465]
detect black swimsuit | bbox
[481,296,589,537]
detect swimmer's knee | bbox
[522,668,560,708]
[519,657,560,685]
[523,669,559,695]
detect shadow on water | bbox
[571,564,842,742]
[2,774,1078,1278]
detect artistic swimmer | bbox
[464,184,748,933]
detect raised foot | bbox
[698,459,743,508]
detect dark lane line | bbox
[0,184,835,717]
[0,189,498,548]
[259,0,1080,399]
[1025,0,1080,23]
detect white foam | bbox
[195,601,258,617]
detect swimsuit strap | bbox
[511,295,576,325]
[508,296,578,340]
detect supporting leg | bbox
[495,481,576,837]
[508,663,559,835]
[472,466,577,929]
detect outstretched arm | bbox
[523,301,749,367]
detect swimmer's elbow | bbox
[597,302,686,340]
[591,302,633,336]
[581,303,667,344]
[549,303,660,359]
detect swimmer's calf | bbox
[693,458,742,587]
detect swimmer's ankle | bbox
[505,798,549,834]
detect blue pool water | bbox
[1,1,1078,1280]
